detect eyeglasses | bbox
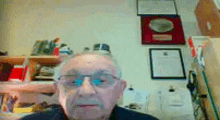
[58,74,120,88]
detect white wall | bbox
[0,0,200,92]
[0,0,138,56]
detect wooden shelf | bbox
[35,76,54,79]
[0,56,25,65]
[0,81,55,93]
[0,55,62,65]
[29,56,61,64]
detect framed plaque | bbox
[149,48,186,80]
[141,15,185,45]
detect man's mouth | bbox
[77,105,98,107]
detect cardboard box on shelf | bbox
[195,0,220,37]
[203,37,220,117]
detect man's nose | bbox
[78,77,96,98]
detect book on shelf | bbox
[1,94,18,113]
[8,65,27,82]
[32,65,55,81]
[8,57,29,82]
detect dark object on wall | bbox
[129,85,134,91]
[0,63,14,81]
[169,86,175,92]
[93,43,111,53]
[0,51,7,56]
[186,70,197,98]
[60,43,67,48]
[83,47,90,51]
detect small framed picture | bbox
[149,48,186,80]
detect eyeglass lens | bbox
[60,74,115,87]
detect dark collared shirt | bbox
[20,105,159,120]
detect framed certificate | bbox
[149,48,186,80]
[137,0,177,15]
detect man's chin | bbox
[74,114,103,120]
[65,106,103,119]
[67,112,104,120]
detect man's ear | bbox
[121,80,127,91]
[54,82,59,95]
[118,80,127,99]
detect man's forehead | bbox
[60,54,116,75]
[64,68,113,75]
[72,54,112,63]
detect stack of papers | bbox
[118,88,150,113]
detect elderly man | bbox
[20,51,158,120]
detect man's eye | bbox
[92,79,107,85]
[98,80,106,84]
[73,79,83,86]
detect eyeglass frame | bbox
[57,74,121,88]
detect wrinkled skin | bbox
[54,53,127,120]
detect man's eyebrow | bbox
[66,69,80,74]
[66,69,110,74]
[93,70,110,74]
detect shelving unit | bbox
[0,81,55,93]
[0,56,25,65]
[188,36,220,120]
[0,55,62,119]
[0,55,62,93]
[195,61,220,120]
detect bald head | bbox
[54,52,122,81]
[60,53,118,77]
